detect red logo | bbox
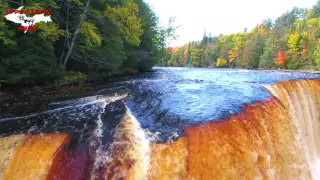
[5,7,51,32]
[6,9,51,15]
[18,26,39,31]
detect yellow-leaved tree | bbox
[287,32,301,54]
[216,58,228,67]
[105,2,143,46]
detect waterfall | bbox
[151,97,311,179]
[0,134,70,180]
[149,137,188,179]
[263,80,320,179]
[0,80,319,180]
[150,79,320,179]
[102,107,150,180]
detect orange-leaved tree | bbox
[168,47,174,56]
[228,49,237,63]
[275,51,288,67]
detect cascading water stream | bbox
[263,80,320,179]
[0,68,320,180]
[149,79,320,180]
[89,100,108,180]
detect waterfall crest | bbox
[263,80,320,179]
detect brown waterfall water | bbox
[263,80,320,179]
[150,79,320,180]
[0,69,319,180]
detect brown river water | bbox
[0,67,320,179]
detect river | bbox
[0,67,320,179]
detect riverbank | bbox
[258,69,320,74]
[0,69,148,118]
[0,82,104,118]
[163,66,320,74]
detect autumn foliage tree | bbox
[163,1,320,70]
[168,47,174,56]
[216,58,228,67]
[228,49,237,63]
[275,51,288,67]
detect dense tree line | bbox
[0,0,174,85]
[163,2,320,70]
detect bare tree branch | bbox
[62,0,92,68]
[6,0,22,5]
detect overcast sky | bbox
[145,0,317,47]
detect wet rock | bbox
[32,86,42,93]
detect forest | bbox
[162,1,320,70]
[0,0,175,85]
[1,1,320,86]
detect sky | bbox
[145,0,317,47]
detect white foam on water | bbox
[1,95,127,122]
[96,86,127,95]
[311,158,320,179]
[90,104,150,179]
[144,129,161,143]
[88,94,136,180]
[0,99,106,121]
[265,81,320,179]
[49,95,107,106]
[89,101,108,180]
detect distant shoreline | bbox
[157,66,320,74]
[263,69,320,74]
